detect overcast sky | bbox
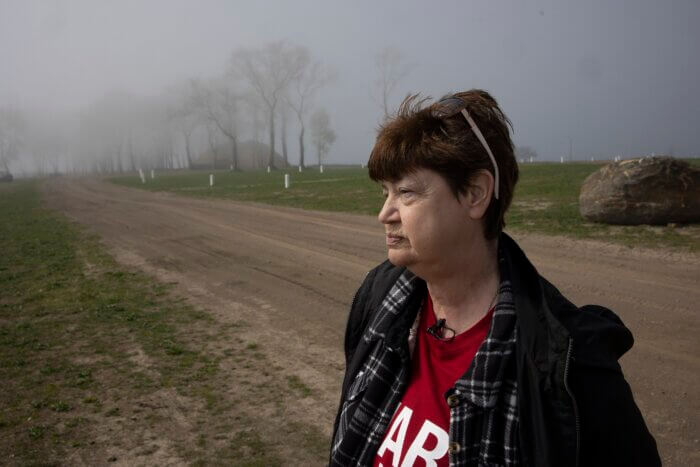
[1,0,699,164]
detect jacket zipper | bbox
[563,337,580,467]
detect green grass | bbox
[0,180,218,462]
[110,161,699,252]
[508,162,699,251]
[0,180,328,465]
[286,375,314,398]
[112,167,383,214]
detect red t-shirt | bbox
[374,292,494,467]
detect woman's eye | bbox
[399,189,413,196]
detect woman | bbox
[329,90,659,466]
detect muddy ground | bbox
[42,177,699,466]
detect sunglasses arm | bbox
[460,108,500,200]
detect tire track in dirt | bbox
[42,177,699,466]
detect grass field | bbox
[0,181,327,465]
[111,161,699,252]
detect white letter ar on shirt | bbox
[377,404,449,467]
[401,420,449,467]
[376,404,413,467]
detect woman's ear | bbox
[459,170,494,220]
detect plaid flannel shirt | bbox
[331,261,519,466]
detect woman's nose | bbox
[378,196,399,225]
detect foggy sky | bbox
[1,0,699,164]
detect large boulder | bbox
[579,156,700,225]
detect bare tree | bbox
[168,83,202,169]
[178,114,197,169]
[374,46,412,119]
[127,133,136,172]
[241,91,267,169]
[309,108,336,166]
[278,100,290,166]
[230,41,308,169]
[78,91,145,174]
[24,112,68,175]
[205,121,220,169]
[0,107,24,174]
[191,78,241,170]
[150,110,176,170]
[286,58,335,168]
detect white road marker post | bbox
[267,165,271,173]
[150,169,155,179]
[320,164,324,173]
[560,156,564,164]
[139,169,145,184]
[284,173,290,189]
[298,165,302,172]
[209,174,214,187]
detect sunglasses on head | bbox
[432,97,500,200]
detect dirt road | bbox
[42,177,699,465]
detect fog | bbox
[1,0,699,175]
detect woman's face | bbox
[378,168,480,275]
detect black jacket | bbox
[332,233,660,466]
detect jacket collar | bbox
[366,232,573,375]
[362,268,421,350]
[499,233,571,373]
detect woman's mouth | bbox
[386,234,405,247]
